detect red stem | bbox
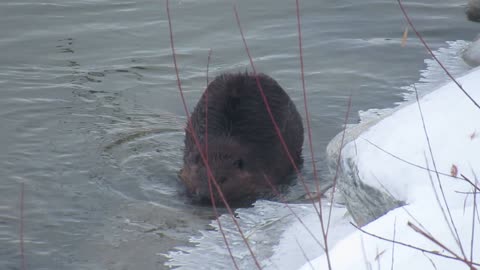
[232,1,321,220]
[20,182,26,270]
[166,1,261,269]
[397,0,480,110]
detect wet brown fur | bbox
[180,72,304,206]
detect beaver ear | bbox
[233,159,244,169]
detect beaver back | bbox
[185,72,304,166]
[181,72,304,205]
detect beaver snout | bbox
[194,174,231,199]
[181,164,256,206]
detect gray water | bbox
[0,0,477,269]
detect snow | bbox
[346,66,480,203]
[296,47,480,269]
[165,200,353,270]
[266,204,354,270]
[463,36,480,67]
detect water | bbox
[0,0,477,269]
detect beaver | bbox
[180,72,304,206]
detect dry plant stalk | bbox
[401,26,409,47]
[166,1,260,268]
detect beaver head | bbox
[180,137,269,206]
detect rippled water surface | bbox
[0,0,477,269]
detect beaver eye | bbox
[233,159,243,169]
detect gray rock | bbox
[462,36,480,67]
[326,114,403,226]
[466,0,480,22]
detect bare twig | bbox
[294,1,336,268]
[471,174,478,263]
[371,172,432,234]
[360,234,373,270]
[397,0,480,110]
[327,93,353,234]
[351,222,480,267]
[201,49,237,270]
[391,217,396,270]
[407,221,476,269]
[19,182,26,270]
[166,1,260,268]
[364,139,459,180]
[205,49,212,163]
[319,92,352,269]
[375,247,386,270]
[414,84,466,258]
[263,175,325,250]
[296,237,315,270]
[401,26,408,47]
[407,222,462,260]
[422,253,438,270]
[364,138,480,193]
[294,0,321,206]
[462,174,480,193]
[206,48,212,86]
[232,1,321,219]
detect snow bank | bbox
[299,65,480,269]
[463,36,480,67]
[266,204,353,270]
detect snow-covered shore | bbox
[463,36,480,67]
[300,66,480,270]
[297,44,480,269]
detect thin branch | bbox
[327,93,353,233]
[407,222,463,260]
[360,234,373,270]
[232,1,321,219]
[462,174,480,193]
[166,1,259,268]
[201,48,237,270]
[206,48,212,86]
[414,84,466,258]
[407,221,476,269]
[364,138,459,180]
[19,182,26,270]
[471,174,478,263]
[375,247,385,270]
[422,253,439,270]
[391,217,396,270]
[293,1,337,268]
[364,138,480,192]
[205,49,212,164]
[397,0,480,110]
[351,222,480,267]
[263,175,325,250]
[371,172,432,234]
[296,237,315,270]
[294,0,321,206]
